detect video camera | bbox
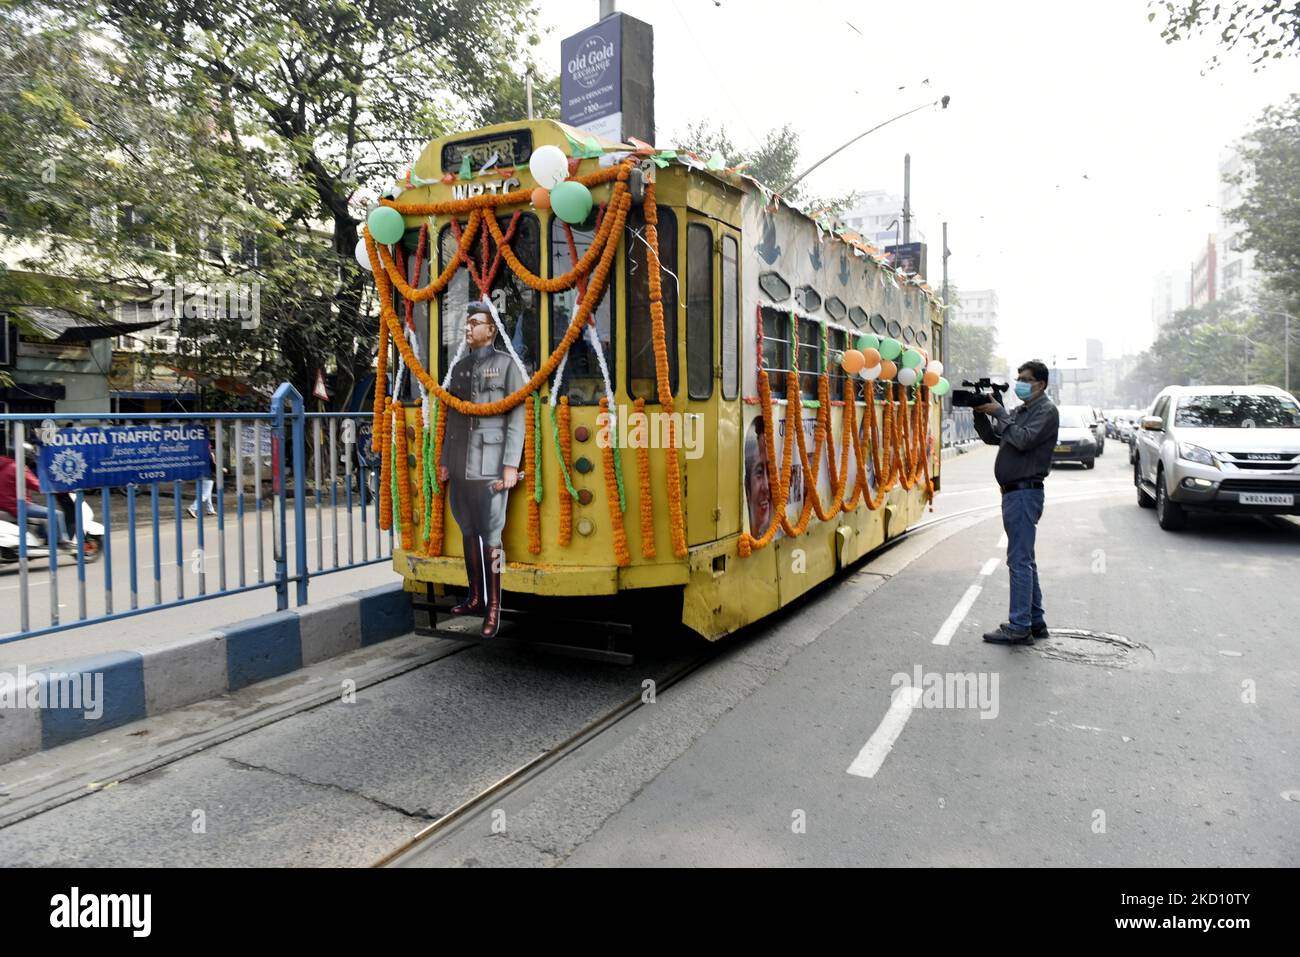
[951,378,1009,409]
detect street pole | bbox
[902,154,911,244]
[525,70,534,120]
[941,222,949,414]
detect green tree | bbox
[1151,0,1300,68]
[1,0,554,408]
[1231,95,1300,303]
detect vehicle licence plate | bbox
[1239,492,1293,506]
[1054,445,1069,453]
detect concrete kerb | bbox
[0,582,413,765]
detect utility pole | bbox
[941,221,949,412]
[525,69,534,120]
[600,0,616,17]
[902,154,911,244]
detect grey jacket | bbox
[982,394,1059,486]
[442,345,527,481]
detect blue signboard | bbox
[38,424,210,492]
[560,16,622,141]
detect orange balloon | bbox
[841,349,866,374]
[862,347,881,367]
[531,187,551,209]
[879,359,898,380]
[923,369,941,387]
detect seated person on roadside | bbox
[972,360,1059,645]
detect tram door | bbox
[716,226,742,540]
[683,215,718,545]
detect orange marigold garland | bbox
[643,180,688,558]
[738,364,798,557]
[633,397,656,558]
[525,393,541,555]
[427,401,447,556]
[379,397,393,531]
[557,396,573,547]
[373,311,389,455]
[599,397,631,567]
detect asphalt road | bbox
[2,444,1297,866]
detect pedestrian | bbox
[438,300,526,638]
[188,439,217,518]
[0,445,74,551]
[972,360,1059,644]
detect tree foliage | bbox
[1230,94,1300,308]
[1151,0,1300,68]
[0,0,554,408]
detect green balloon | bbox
[550,180,594,225]
[856,334,880,352]
[367,206,405,245]
[879,337,902,361]
[931,376,951,396]
[901,348,924,369]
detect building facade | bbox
[1190,235,1217,308]
[951,288,999,332]
[1151,269,1190,340]
[1217,147,1259,304]
[839,190,926,251]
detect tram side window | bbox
[797,317,820,401]
[760,306,790,399]
[828,327,848,401]
[721,235,739,401]
[686,223,713,401]
[625,206,678,401]
[437,215,541,380]
[389,233,432,402]
[551,215,615,404]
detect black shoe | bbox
[1001,620,1049,639]
[983,625,1033,645]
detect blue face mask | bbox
[1015,381,1034,401]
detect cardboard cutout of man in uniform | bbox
[438,300,526,638]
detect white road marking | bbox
[996,532,1008,548]
[932,583,983,646]
[847,687,924,778]
[979,557,1000,576]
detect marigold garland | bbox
[556,397,573,547]
[599,397,631,567]
[643,180,688,558]
[427,401,447,556]
[394,400,413,551]
[379,397,393,530]
[373,314,389,454]
[525,393,541,555]
[633,397,656,559]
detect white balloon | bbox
[529,145,570,189]
[926,359,944,377]
[860,364,882,381]
[354,237,372,271]
[897,366,919,386]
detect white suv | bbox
[1134,385,1300,530]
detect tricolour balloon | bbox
[926,359,944,377]
[550,180,593,224]
[861,363,882,381]
[879,359,898,380]
[923,369,941,388]
[932,376,951,396]
[897,366,918,386]
[879,337,902,361]
[366,206,405,245]
[841,349,866,374]
[900,348,924,369]
[529,144,570,189]
[531,187,551,210]
[861,347,881,368]
[354,237,372,271]
[856,334,881,353]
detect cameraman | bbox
[972,360,1058,645]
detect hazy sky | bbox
[537,0,1300,370]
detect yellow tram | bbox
[363,119,944,640]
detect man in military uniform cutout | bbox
[439,300,526,638]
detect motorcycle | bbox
[0,495,103,567]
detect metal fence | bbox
[942,407,978,447]
[1,384,392,645]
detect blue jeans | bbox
[24,502,69,545]
[1001,488,1044,630]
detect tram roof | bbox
[406,119,943,309]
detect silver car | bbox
[1134,385,1300,530]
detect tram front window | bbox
[550,216,614,404]
[437,215,541,379]
[625,206,678,401]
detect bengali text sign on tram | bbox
[37,424,211,492]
